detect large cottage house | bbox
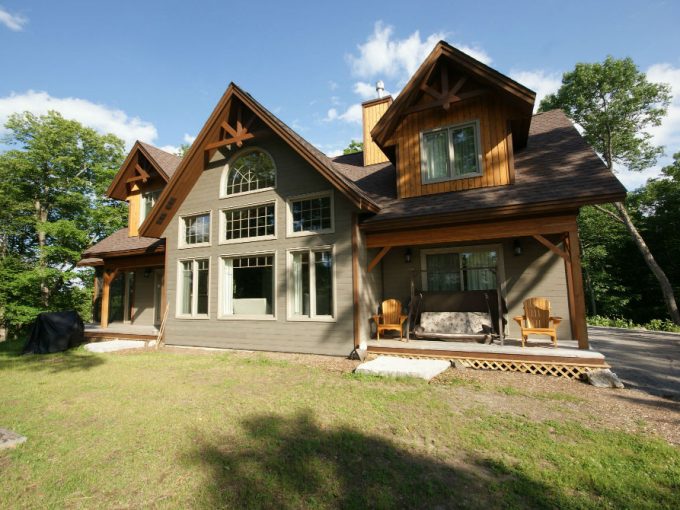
[80,41,625,375]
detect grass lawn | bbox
[1,339,679,509]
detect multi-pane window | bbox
[421,121,482,183]
[423,249,497,292]
[290,194,332,234]
[224,204,275,241]
[140,189,161,225]
[290,249,334,318]
[224,150,276,196]
[222,255,274,316]
[182,213,210,246]
[179,258,209,317]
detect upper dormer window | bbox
[140,189,161,226]
[420,120,483,183]
[223,149,276,196]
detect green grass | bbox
[1,338,678,509]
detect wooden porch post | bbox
[100,268,118,329]
[351,214,361,350]
[564,229,588,349]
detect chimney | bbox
[362,81,392,166]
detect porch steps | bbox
[355,356,450,381]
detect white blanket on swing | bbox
[419,311,492,335]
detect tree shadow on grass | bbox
[185,410,575,509]
[0,337,104,373]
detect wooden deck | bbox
[366,337,607,378]
[84,323,159,341]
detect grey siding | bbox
[379,237,571,339]
[131,269,156,326]
[162,132,357,355]
[359,239,383,346]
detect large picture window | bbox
[421,247,497,292]
[221,255,274,317]
[288,192,333,236]
[421,121,483,183]
[182,213,210,246]
[289,248,334,319]
[223,203,275,242]
[178,258,209,317]
[223,149,276,196]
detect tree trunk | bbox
[613,201,680,325]
[35,199,50,307]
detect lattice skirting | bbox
[375,352,605,378]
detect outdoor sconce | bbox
[513,239,522,256]
[144,268,153,278]
[404,248,412,264]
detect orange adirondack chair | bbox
[373,299,408,341]
[513,297,562,347]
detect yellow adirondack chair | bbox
[513,297,562,347]
[373,299,408,341]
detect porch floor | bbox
[84,323,159,341]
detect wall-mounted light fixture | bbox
[404,247,412,264]
[513,239,522,256]
[144,268,153,278]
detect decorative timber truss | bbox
[204,103,256,162]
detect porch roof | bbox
[81,228,165,259]
[332,109,626,229]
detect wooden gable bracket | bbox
[204,104,256,160]
[532,234,570,263]
[407,66,487,115]
[126,162,151,184]
[368,246,391,272]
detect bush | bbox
[587,315,680,333]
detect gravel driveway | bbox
[589,326,680,400]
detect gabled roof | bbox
[82,228,165,258]
[140,83,380,238]
[334,110,626,229]
[371,40,536,152]
[106,141,182,201]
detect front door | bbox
[154,269,164,326]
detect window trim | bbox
[219,147,277,199]
[176,256,211,319]
[286,245,337,322]
[218,250,277,321]
[178,210,212,249]
[420,120,484,184]
[286,191,335,238]
[218,200,278,245]
[420,244,505,295]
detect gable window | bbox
[140,189,161,226]
[289,248,334,320]
[287,192,334,236]
[421,247,498,292]
[222,203,275,243]
[221,254,275,318]
[181,213,211,247]
[421,121,483,183]
[178,258,209,317]
[223,149,276,196]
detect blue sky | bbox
[1,0,679,189]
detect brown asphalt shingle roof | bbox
[83,228,165,258]
[332,109,626,226]
[138,141,182,179]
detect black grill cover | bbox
[23,311,84,354]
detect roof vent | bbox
[376,80,385,99]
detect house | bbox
[80,41,626,375]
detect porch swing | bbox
[405,265,507,345]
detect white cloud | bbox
[353,81,395,100]
[328,80,339,91]
[326,148,344,158]
[509,70,562,111]
[0,6,27,31]
[183,133,196,144]
[0,90,158,149]
[339,104,363,124]
[347,21,447,80]
[647,63,680,150]
[453,44,492,66]
[159,144,180,154]
[325,108,338,122]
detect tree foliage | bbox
[0,111,126,336]
[343,140,364,155]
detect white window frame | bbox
[219,200,277,245]
[420,119,484,184]
[139,188,162,227]
[286,245,337,322]
[420,244,505,295]
[178,210,212,249]
[286,191,335,238]
[218,250,277,320]
[219,147,277,199]
[176,257,211,319]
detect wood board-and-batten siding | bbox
[395,95,515,198]
[161,133,358,356]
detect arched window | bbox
[223,149,276,196]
